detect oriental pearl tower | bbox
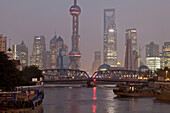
[69,0,81,69]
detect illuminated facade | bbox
[0,34,7,52]
[91,51,101,74]
[103,9,117,67]
[69,0,81,69]
[146,57,160,71]
[45,51,51,69]
[32,36,46,70]
[125,29,139,70]
[12,41,28,67]
[161,42,170,68]
[50,35,64,69]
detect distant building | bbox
[161,42,170,68]
[6,48,22,70]
[32,36,46,70]
[6,48,13,60]
[146,42,159,57]
[146,42,160,71]
[56,48,69,69]
[124,32,135,70]
[91,51,101,74]
[45,51,51,69]
[12,41,28,67]
[0,34,7,52]
[146,57,160,71]
[103,9,117,67]
[126,29,139,69]
[50,35,64,69]
[29,56,33,66]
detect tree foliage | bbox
[22,65,42,81]
[0,52,22,91]
[0,52,42,91]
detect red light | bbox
[93,79,96,82]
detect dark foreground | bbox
[43,87,170,113]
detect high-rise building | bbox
[91,51,101,74]
[12,41,28,67]
[69,0,81,69]
[50,35,64,69]
[32,36,46,70]
[103,9,117,67]
[45,51,51,69]
[124,36,135,70]
[146,42,159,57]
[125,29,138,70]
[146,42,160,71]
[146,57,160,71]
[0,34,7,52]
[161,42,170,68]
[56,48,69,69]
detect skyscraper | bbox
[161,42,170,68]
[125,29,138,69]
[12,41,28,67]
[50,35,64,69]
[146,42,159,57]
[69,0,81,69]
[32,36,46,70]
[124,36,135,70]
[45,51,51,69]
[56,48,69,69]
[0,34,7,52]
[103,9,117,67]
[146,42,160,71]
[91,51,101,74]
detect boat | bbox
[0,85,44,113]
[113,83,155,97]
[156,84,170,101]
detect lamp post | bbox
[164,67,169,81]
[166,70,168,81]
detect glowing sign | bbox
[109,29,114,32]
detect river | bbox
[42,87,170,113]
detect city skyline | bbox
[0,0,170,71]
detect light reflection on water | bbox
[43,87,170,113]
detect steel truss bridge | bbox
[42,69,149,84]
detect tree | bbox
[0,52,22,91]
[21,65,42,82]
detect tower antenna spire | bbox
[74,0,77,5]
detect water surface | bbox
[43,87,170,113]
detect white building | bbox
[146,57,160,71]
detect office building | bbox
[13,41,28,67]
[161,42,170,68]
[32,36,46,70]
[56,48,69,69]
[126,29,139,69]
[91,51,101,74]
[0,34,7,52]
[50,35,64,69]
[103,9,117,67]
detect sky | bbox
[0,0,170,72]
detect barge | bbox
[113,83,155,97]
[0,85,44,113]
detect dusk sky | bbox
[0,0,170,72]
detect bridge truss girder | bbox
[42,69,89,80]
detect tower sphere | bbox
[70,5,81,15]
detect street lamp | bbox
[164,67,169,81]
[166,70,168,81]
